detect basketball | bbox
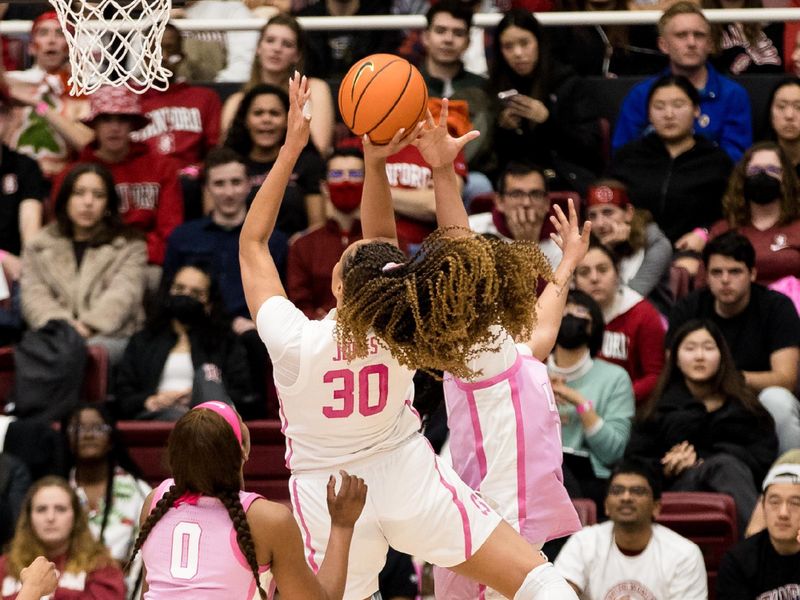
[338,53,429,145]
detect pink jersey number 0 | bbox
[322,364,389,418]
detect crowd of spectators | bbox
[0,0,798,598]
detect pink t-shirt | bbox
[142,479,270,599]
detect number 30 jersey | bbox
[257,296,421,473]
[142,479,271,599]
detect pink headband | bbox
[193,401,242,447]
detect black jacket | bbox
[626,380,777,485]
[115,326,252,419]
[608,133,733,243]
[491,62,603,192]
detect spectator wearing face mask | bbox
[548,289,636,511]
[115,263,253,421]
[286,147,364,319]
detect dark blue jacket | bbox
[611,64,752,162]
[163,217,288,318]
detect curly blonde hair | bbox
[6,476,112,579]
[335,229,553,379]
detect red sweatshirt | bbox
[132,82,222,168]
[287,218,362,319]
[599,286,666,405]
[54,142,184,265]
[0,554,125,599]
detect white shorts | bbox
[289,433,503,600]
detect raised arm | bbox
[359,124,424,243]
[526,200,591,360]
[240,72,311,318]
[413,99,479,235]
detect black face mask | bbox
[743,172,781,206]
[556,315,591,350]
[165,294,206,326]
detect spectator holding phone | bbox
[487,9,603,193]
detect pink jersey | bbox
[142,480,271,599]
[257,297,422,473]
[443,347,581,545]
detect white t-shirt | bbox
[256,296,420,473]
[554,521,707,600]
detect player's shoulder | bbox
[246,498,297,532]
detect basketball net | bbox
[48,0,172,95]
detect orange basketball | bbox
[338,53,429,145]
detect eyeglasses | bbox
[327,169,364,182]
[68,423,112,436]
[745,165,782,177]
[503,189,548,202]
[608,484,651,498]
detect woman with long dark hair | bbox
[20,162,147,363]
[63,404,150,598]
[626,319,778,531]
[487,9,603,192]
[767,78,800,172]
[224,84,324,235]
[115,263,253,420]
[221,13,335,157]
[129,402,366,599]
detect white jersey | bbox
[257,296,421,473]
[554,522,708,600]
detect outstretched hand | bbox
[285,71,312,154]
[327,470,368,529]
[549,198,591,270]
[362,121,425,163]
[413,99,480,169]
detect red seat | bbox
[0,346,13,406]
[572,498,597,527]
[118,419,292,502]
[656,492,738,600]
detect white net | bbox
[48,0,172,95]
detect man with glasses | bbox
[469,161,561,268]
[717,460,800,598]
[286,147,364,319]
[555,460,707,599]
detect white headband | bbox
[762,464,800,491]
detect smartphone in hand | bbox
[497,89,519,103]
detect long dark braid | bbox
[217,488,267,600]
[124,484,184,572]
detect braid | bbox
[217,489,267,600]
[336,230,552,379]
[125,484,183,573]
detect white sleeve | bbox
[256,296,308,388]
[553,529,589,594]
[214,4,259,82]
[666,541,708,600]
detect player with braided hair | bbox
[241,73,584,600]
[129,401,366,599]
[416,101,588,599]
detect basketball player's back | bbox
[142,481,267,599]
